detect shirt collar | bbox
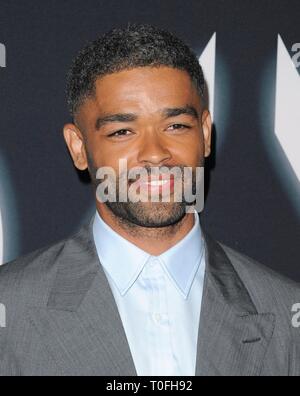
[93,209,204,299]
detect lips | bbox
[130,174,175,195]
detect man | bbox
[0,24,299,376]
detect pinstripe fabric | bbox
[0,215,300,375]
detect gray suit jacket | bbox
[0,218,300,376]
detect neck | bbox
[96,203,195,256]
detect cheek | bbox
[191,131,205,160]
[174,135,203,165]
[88,140,137,173]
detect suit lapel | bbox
[28,218,275,376]
[195,232,275,376]
[28,221,137,376]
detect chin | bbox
[106,201,187,228]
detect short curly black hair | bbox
[66,23,205,117]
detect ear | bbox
[63,123,88,170]
[201,110,212,158]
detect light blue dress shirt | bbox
[93,210,206,376]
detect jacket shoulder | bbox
[0,235,70,305]
[220,242,300,310]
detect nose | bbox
[137,132,172,166]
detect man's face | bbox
[64,66,211,227]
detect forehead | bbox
[79,66,201,118]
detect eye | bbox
[107,129,132,138]
[167,124,191,131]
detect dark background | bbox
[0,0,299,280]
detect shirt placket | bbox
[142,257,178,375]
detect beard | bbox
[87,154,200,228]
[105,200,187,228]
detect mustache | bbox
[126,165,186,184]
[86,154,200,187]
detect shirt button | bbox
[152,312,168,325]
[149,258,159,267]
[153,313,162,323]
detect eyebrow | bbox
[161,106,199,120]
[94,105,199,130]
[95,113,137,130]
